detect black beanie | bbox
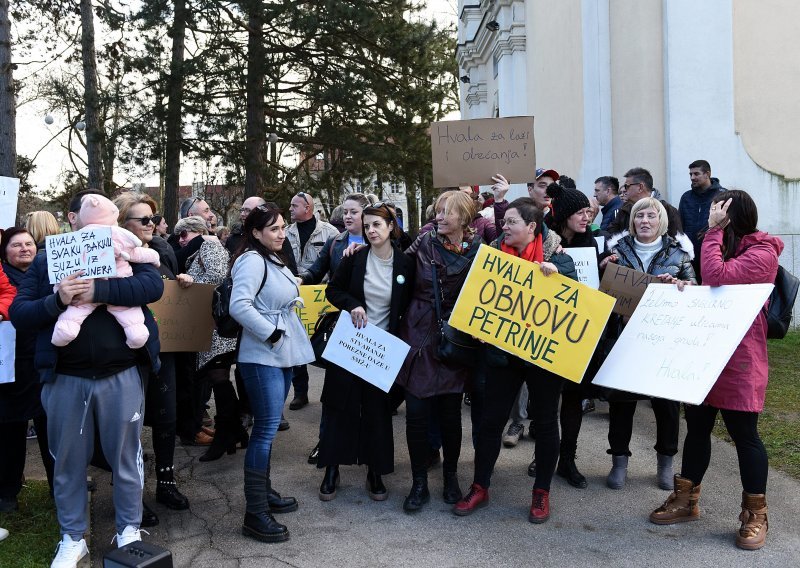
[546,182,590,226]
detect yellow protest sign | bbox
[449,245,615,383]
[295,285,338,337]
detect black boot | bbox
[366,469,388,501]
[442,471,463,504]
[403,476,430,512]
[155,465,190,510]
[141,500,159,527]
[200,382,239,462]
[556,451,588,489]
[242,468,289,543]
[265,465,298,514]
[319,465,339,501]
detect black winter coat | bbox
[322,243,415,410]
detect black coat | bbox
[0,262,43,422]
[322,243,415,410]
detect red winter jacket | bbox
[701,227,783,412]
[0,264,16,320]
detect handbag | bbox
[309,310,340,369]
[430,258,479,367]
[212,257,268,339]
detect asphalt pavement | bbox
[26,365,800,567]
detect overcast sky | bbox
[16,0,459,193]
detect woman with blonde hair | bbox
[25,211,61,245]
[396,190,481,512]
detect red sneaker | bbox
[452,483,489,516]
[529,488,550,523]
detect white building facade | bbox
[457,0,800,321]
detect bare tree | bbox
[79,0,104,190]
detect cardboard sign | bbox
[295,285,337,337]
[448,245,615,383]
[598,263,661,317]
[564,248,599,289]
[0,177,20,229]
[46,227,116,284]
[0,322,16,384]
[148,281,216,352]
[592,283,773,404]
[430,116,536,188]
[321,311,411,392]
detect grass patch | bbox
[713,331,800,479]
[0,480,60,568]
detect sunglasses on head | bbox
[126,215,155,226]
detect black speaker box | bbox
[103,541,173,568]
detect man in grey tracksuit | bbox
[10,191,164,564]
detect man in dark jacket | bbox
[607,167,682,238]
[10,190,164,563]
[678,159,726,279]
[594,176,622,232]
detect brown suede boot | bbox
[649,475,701,525]
[736,492,768,550]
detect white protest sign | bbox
[46,227,116,284]
[321,310,411,393]
[593,283,773,404]
[565,247,599,289]
[594,236,605,253]
[0,322,16,384]
[0,177,20,229]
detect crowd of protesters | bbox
[0,158,783,566]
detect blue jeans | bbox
[239,364,292,472]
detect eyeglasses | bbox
[178,230,190,239]
[501,217,525,227]
[295,192,311,205]
[126,215,155,226]
[622,182,642,191]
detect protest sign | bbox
[430,116,536,188]
[565,248,599,289]
[295,285,337,337]
[598,263,661,317]
[148,281,216,352]
[448,245,615,383]
[0,177,20,229]
[0,322,16,384]
[592,283,773,404]
[321,311,411,392]
[594,236,605,253]
[46,227,116,284]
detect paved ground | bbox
[27,365,800,567]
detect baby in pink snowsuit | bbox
[52,194,161,348]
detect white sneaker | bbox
[0,527,8,542]
[51,534,88,568]
[114,525,143,548]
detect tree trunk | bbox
[0,0,15,178]
[164,0,187,226]
[79,0,104,191]
[244,1,266,198]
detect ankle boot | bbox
[319,466,339,501]
[656,453,674,490]
[403,476,430,512]
[200,381,240,462]
[264,465,297,513]
[649,475,701,524]
[442,472,463,504]
[242,468,289,542]
[155,465,190,510]
[366,470,388,501]
[557,452,587,489]
[736,492,768,550]
[606,455,628,489]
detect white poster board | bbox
[592,283,773,404]
[565,247,599,289]
[0,177,20,229]
[46,227,116,284]
[594,236,605,253]
[0,322,16,384]
[321,311,411,393]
